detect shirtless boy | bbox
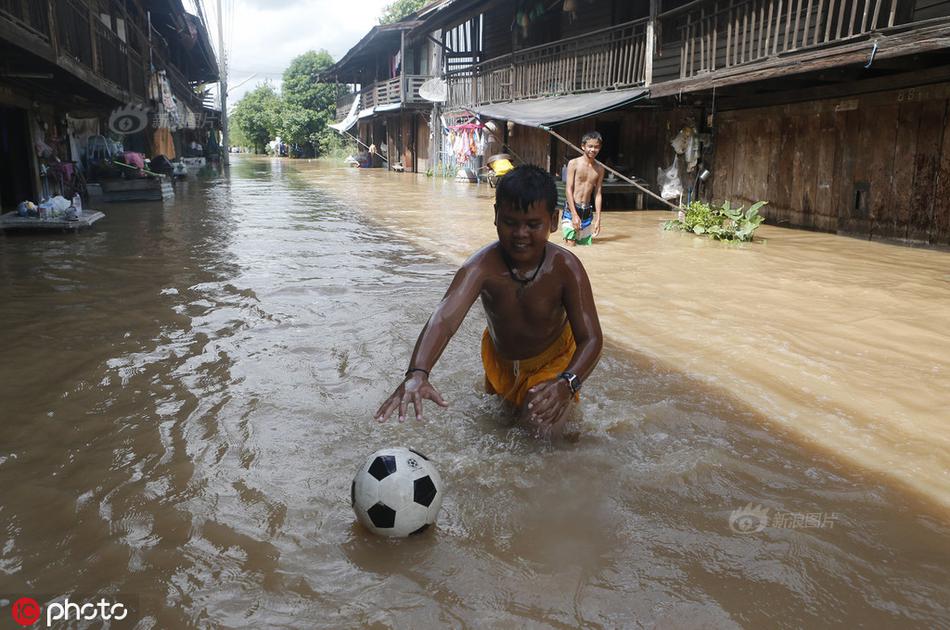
[563,131,605,246]
[374,165,603,437]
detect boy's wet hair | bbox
[581,131,603,145]
[495,164,557,213]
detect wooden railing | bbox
[56,0,93,67]
[336,92,357,120]
[446,17,648,108]
[95,19,129,88]
[406,75,428,101]
[363,76,403,109]
[332,74,429,120]
[129,48,147,100]
[2,0,207,109]
[0,0,51,40]
[675,0,901,78]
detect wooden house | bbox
[411,0,950,245]
[324,18,442,173]
[0,0,218,211]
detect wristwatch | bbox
[559,371,581,394]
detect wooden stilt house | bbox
[0,0,218,211]
[323,18,441,173]
[412,0,950,245]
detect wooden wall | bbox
[480,0,647,61]
[508,125,553,172]
[558,0,615,39]
[711,83,950,244]
[387,112,417,172]
[912,0,950,21]
[481,9,512,60]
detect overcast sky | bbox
[192,0,394,107]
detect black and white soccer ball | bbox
[351,447,444,537]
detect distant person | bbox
[563,131,605,246]
[374,165,603,438]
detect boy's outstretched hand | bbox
[524,378,572,432]
[375,373,449,423]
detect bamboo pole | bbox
[338,128,389,163]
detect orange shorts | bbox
[481,324,577,408]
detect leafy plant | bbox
[664,200,767,242]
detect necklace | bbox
[501,246,546,297]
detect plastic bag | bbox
[671,128,690,154]
[50,195,70,214]
[671,127,700,172]
[657,157,683,201]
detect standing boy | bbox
[563,131,605,246]
[374,165,603,438]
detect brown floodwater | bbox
[0,155,947,628]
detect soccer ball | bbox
[351,447,444,537]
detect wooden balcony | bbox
[334,74,430,121]
[446,17,649,110]
[1,0,206,108]
[336,92,357,120]
[0,0,51,41]
[672,0,906,79]
[94,19,129,89]
[56,0,94,68]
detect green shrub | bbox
[664,200,767,242]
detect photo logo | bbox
[728,503,770,534]
[3,596,131,627]
[11,598,41,627]
[108,105,150,134]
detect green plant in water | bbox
[664,199,767,242]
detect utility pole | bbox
[217,0,229,165]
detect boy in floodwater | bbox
[374,165,603,438]
[563,131,606,246]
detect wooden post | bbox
[792,0,803,49]
[712,2,719,70]
[121,0,133,95]
[726,0,733,66]
[218,0,229,164]
[700,8,706,72]
[26,110,43,202]
[824,0,836,40]
[773,0,783,54]
[645,0,656,85]
[400,29,407,100]
[47,0,59,57]
[430,29,443,172]
[89,4,99,71]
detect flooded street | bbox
[1,156,948,628]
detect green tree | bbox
[231,83,281,153]
[280,50,345,157]
[228,121,249,149]
[379,0,426,24]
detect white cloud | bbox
[211,0,393,104]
